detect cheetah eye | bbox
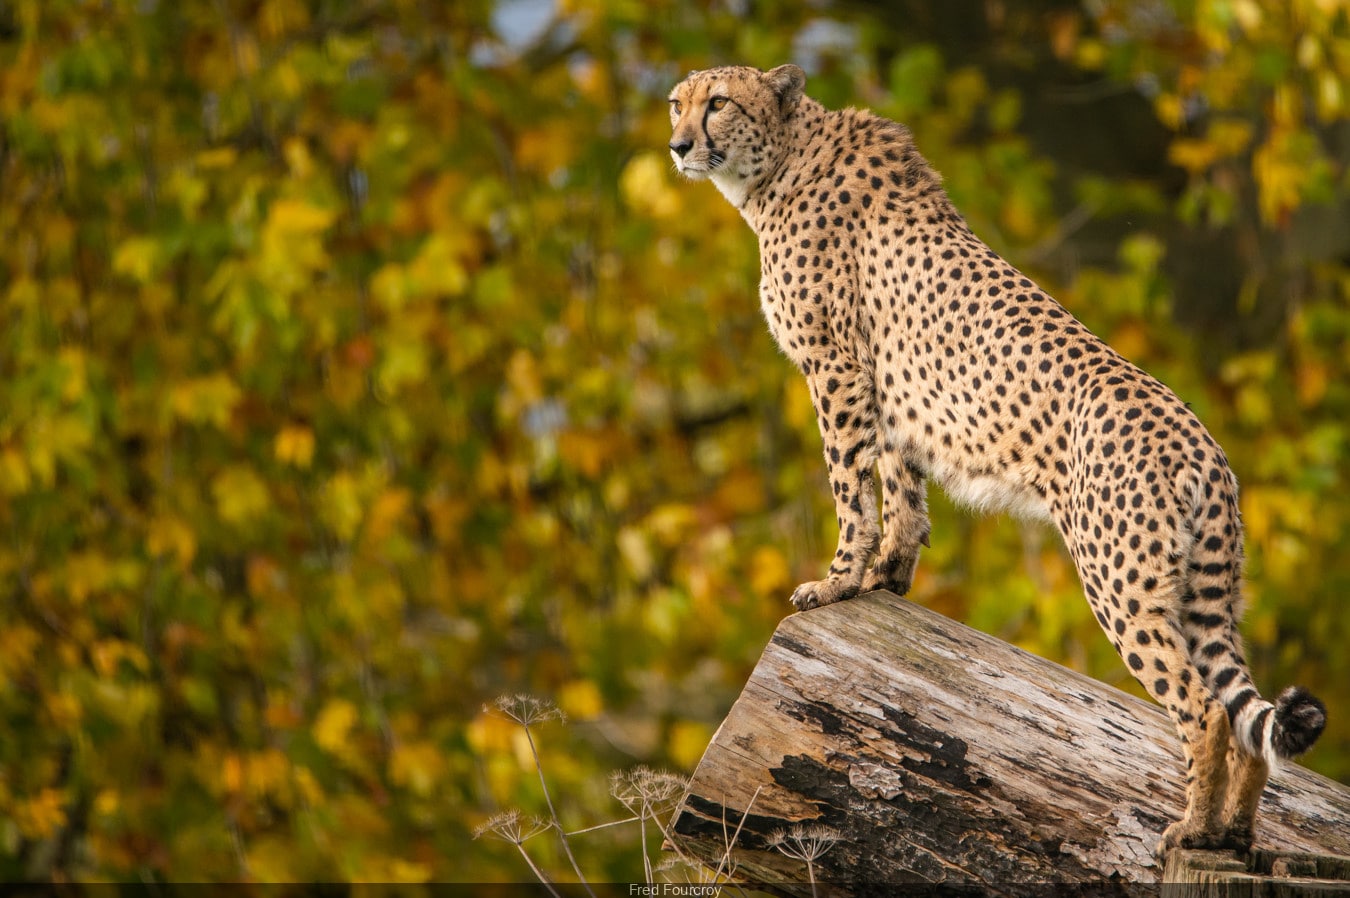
[709,96,729,111]
[669,99,682,114]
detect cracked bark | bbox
[668,591,1350,893]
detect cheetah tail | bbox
[1270,685,1327,759]
[1229,683,1326,766]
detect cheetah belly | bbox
[904,443,1053,523]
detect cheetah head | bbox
[668,64,805,207]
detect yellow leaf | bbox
[558,429,610,478]
[196,146,238,169]
[559,679,604,721]
[1232,0,1262,32]
[1243,487,1273,548]
[1108,320,1151,362]
[363,487,411,546]
[294,766,324,805]
[645,503,696,547]
[0,446,31,494]
[620,152,681,219]
[220,752,244,795]
[47,691,82,730]
[749,545,791,597]
[376,339,429,396]
[715,466,765,516]
[386,859,433,884]
[259,198,337,293]
[617,527,655,581]
[25,412,94,487]
[212,465,271,528]
[1074,37,1106,70]
[274,424,316,468]
[14,788,68,840]
[1317,70,1343,121]
[91,638,149,677]
[148,514,197,568]
[465,711,517,755]
[283,136,314,178]
[112,236,160,283]
[516,119,579,176]
[322,471,364,541]
[57,347,87,402]
[1209,120,1253,157]
[245,748,291,802]
[1000,190,1041,241]
[369,262,407,311]
[92,789,119,819]
[66,551,111,605]
[1155,93,1185,130]
[389,741,445,797]
[668,720,712,771]
[0,624,40,682]
[245,836,300,883]
[1168,138,1219,174]
[1296,359,1329,407]
[170,373,241,429]
[505,349,544,406]
[313,698,358,754]
[1253,130,1306,224]
[407,232,469,297]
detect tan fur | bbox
[669,64,1324,855]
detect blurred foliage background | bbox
[1,0,1348,883]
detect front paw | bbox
[862,546,920,595]
[790,577,860,611]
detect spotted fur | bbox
[669,63,1326,856]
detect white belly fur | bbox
[914,451,1052,523]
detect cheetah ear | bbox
[765,64,805,115]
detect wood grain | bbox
[669,591,1350,890]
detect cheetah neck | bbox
[736,100,945,237]
[718,97,830,224]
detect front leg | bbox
[863,448,930,595]
[791,369,881,611]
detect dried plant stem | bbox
[513,841,563,898]
[712,785,762,885]
[524,724,596,898]
[565,815,641,837]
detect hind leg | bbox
[1107,604,1231,853]
[1157,692,1231,852]
[1059,508,1230,853]
[1219,742,1268,853]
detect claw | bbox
[789,577,859,611]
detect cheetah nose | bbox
[669,138,693,158]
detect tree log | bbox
[669,591,1350,890]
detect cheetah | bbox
[668,63,1326,856]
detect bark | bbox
[669,591,1350,892]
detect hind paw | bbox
[1216,825,1253,854]
[1156,820,1229,858]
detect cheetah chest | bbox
[758,278,828,368]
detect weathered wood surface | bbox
[669,591,1350,891]
[1163,848,1350,897]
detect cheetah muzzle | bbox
[668,63,1326,859]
